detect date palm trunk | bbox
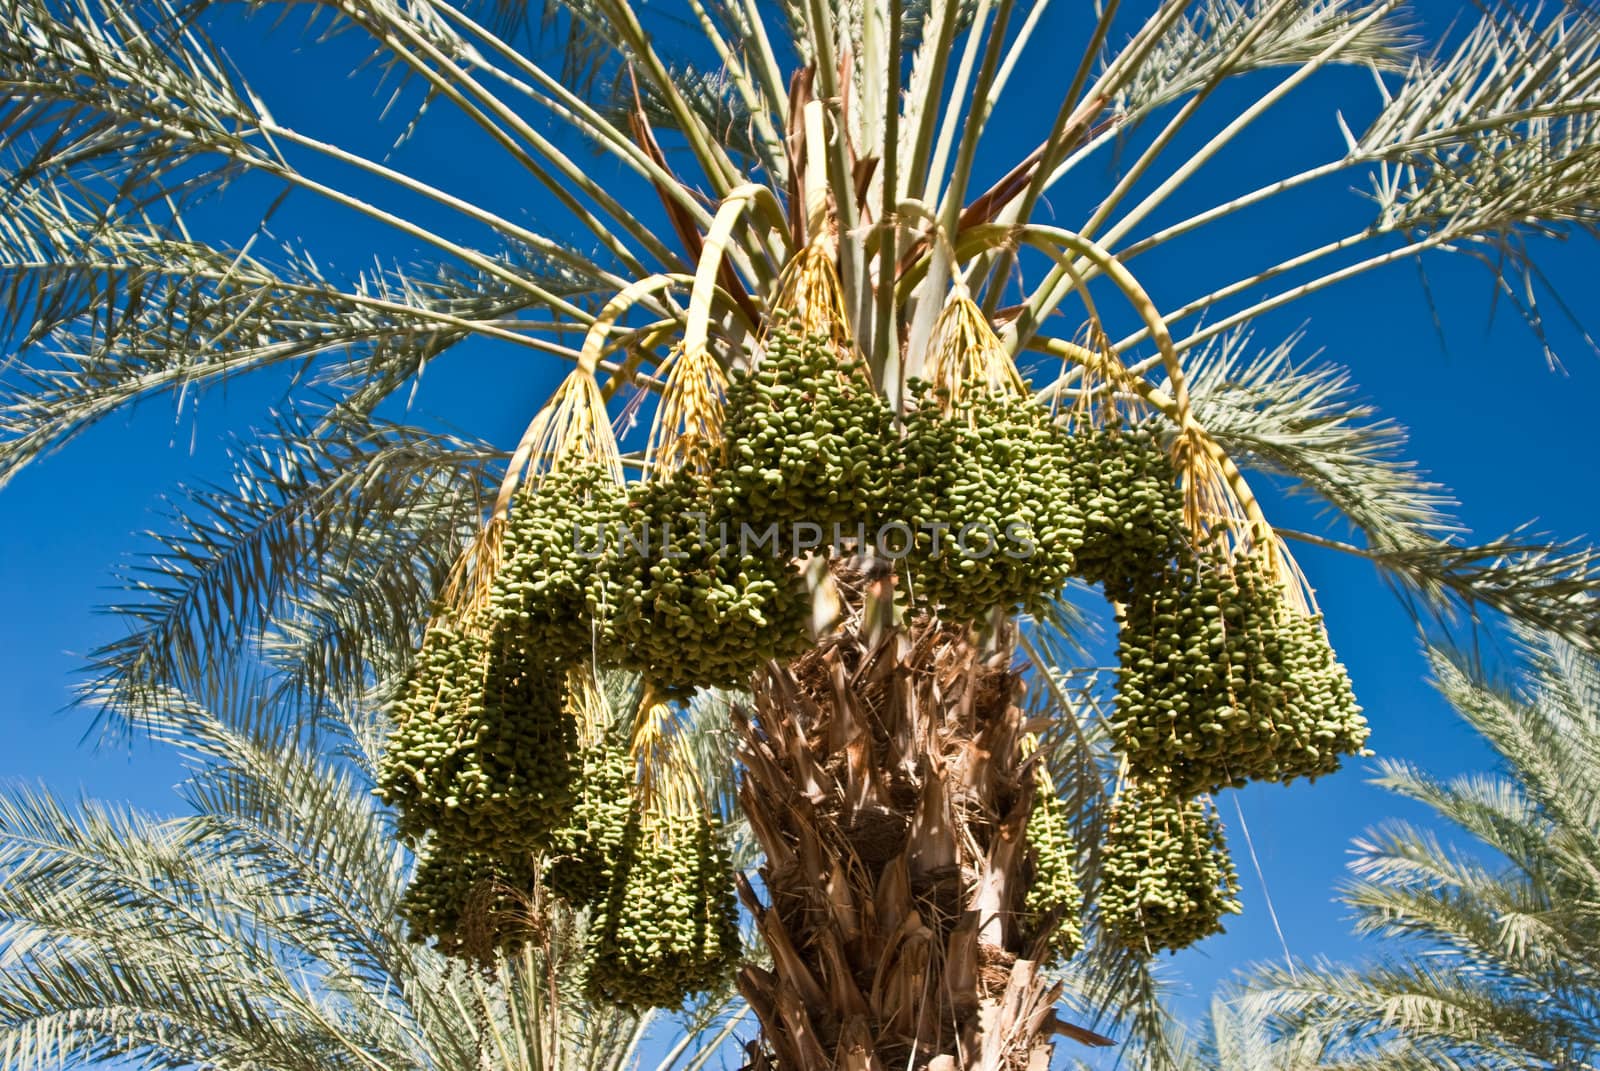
[733,571,1106,1070]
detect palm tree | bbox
[1239,630,1600,1070]
[4,0,1600,1067]
[1089,992,1334,1071]
[0,683,747,1071]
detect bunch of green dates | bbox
[489,464,628,665]
[717,318,896,537]
[377,625,576,853]
[584,803,742,1008]
[398,849,538,964]
[1020,758,1083,965]
[1098,779,1241,954]
[599,470,812,694]
[1111,547,1368,795]
[543,735,634,907]
[893,387,1084,623]
[1067,421,1188,601]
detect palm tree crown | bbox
[5,0,1600,1066]
[0,0,1595,716]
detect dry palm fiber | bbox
[717,314,895,540]
[377,617,577,853]
[584,792,741,1008]
[1109,542,1368,795]
[893,384,1082,622]
[1098,778,1241,955]
[599,468,810,694]
[399,848,538,964]
[1020,741,1083,966]
[732,604,1100,1066]
[487,463,628,666]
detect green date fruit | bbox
[1098,779,1241,955]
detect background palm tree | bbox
[0,682,747,1071]
[1085,992,1332,1071]
[4,0,1600,1067]
[1088,989,1460,1070]
[1237,629,1600,1070]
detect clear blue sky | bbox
[0,0,1596,1061]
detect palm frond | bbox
[1362,3,1600,240]
[1174,331,1600,653]
[86,415,498,728]
[1182,329,1456,548]
[1237,631,1600,1067]
[1114,0,1414,119]
[0,0,257,206]
[1243,959,1579,1069]
[0,189,599,485]
[1332,533,1600,657]
[0,680,740,1071]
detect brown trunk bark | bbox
[733,574,1108,1070]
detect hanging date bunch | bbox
[584,785,743,1009]
[895,296,1085,623]
[599,343,812,695]
[540,672,636,909]
[376,615,578,854]
[602,466,812,693]
[488,462,628,666]
[1018,739,1083,965]
[1109,490,1369,796]
[544,731,635,908]
[717,247,897,543]
[1069,420,1188,599]
[378,616,485,845]
[380,363,627,934]
[399,847,539,964]
[1059,349,1188,601]
[378,363,631,857]
[1097,776,1241,955]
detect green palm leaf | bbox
[0,684,740,1071]
[1238,630,1600,1068]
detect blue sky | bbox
[1,0,1597,1061]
